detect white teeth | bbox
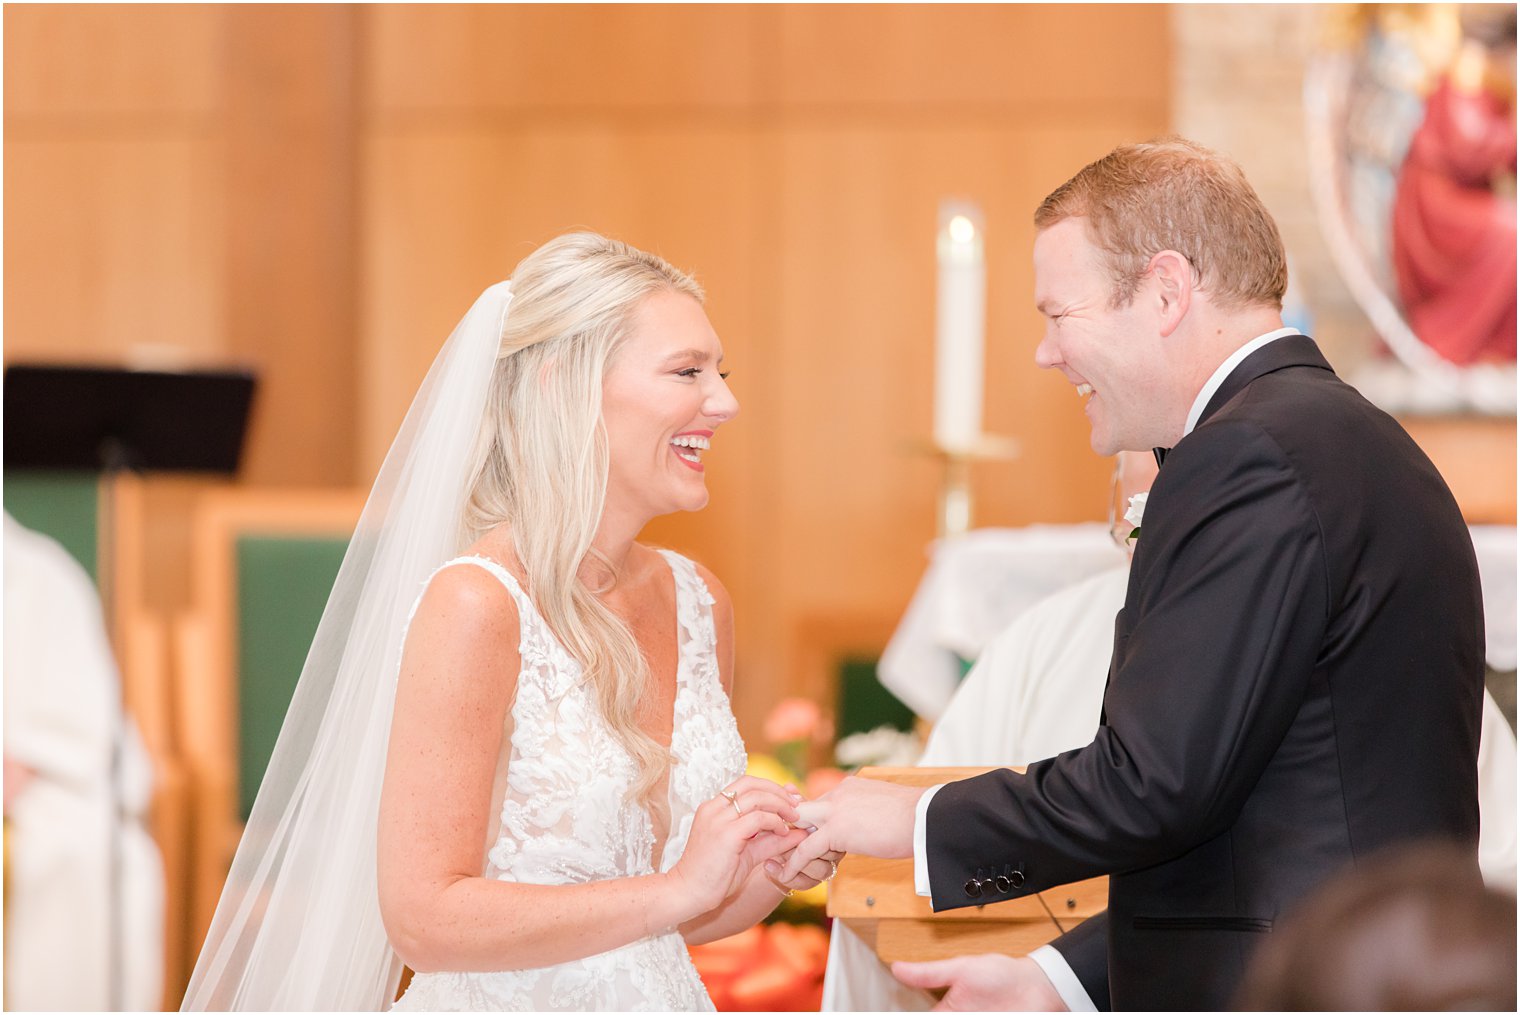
[670,435,711,450]
[1076,383,1093,398]
[675,451,701,464]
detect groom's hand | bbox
[777,775,924,880]
[744,824,808,868]
[891,955,1067,1011]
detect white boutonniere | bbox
[1123,492,1147,544]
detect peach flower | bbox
[803,766,846,800]
[764,697,820,744]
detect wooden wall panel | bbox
[4,0,1172,744]
[4,4,360,489]
[223,6,361,487]
[1402,416,1518,525]
[772,4,1169,113]
[3,137,226,364]
[365,4,764,113]
[3,4,220,118]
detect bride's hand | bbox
[665,776,804,917]
[760,783,841,894]
[763,847,844,895]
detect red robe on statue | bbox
[1392,75,1517,365]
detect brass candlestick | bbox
[922,434,1021,539]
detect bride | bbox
[182,233,839,1011]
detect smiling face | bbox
[1033,218,1178,456]
[601,289,739,524]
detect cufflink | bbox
[992,863,1026,893]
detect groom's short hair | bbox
[1035,137,1288,313]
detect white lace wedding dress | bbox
[391,549,747,1012]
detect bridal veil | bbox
[181,283,514,1010]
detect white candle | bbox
[934,202,986,451]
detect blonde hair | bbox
[462,232,704,804]
[1035,137,1288,311]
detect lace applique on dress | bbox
[391,551,746,1012]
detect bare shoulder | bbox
[412,562,520,642]
[412,524,527,647]
[399,561,522,704]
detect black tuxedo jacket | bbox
[924,336,1484,1010]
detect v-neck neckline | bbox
[458,550,691,870]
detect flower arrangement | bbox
[690,697,841,1010]
[762,697,823,777]
[745,697,843,915]
[691,700,928,1011]
[688,922,829,1011]
[833,725,923,769]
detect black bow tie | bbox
[1153,447,1170,468]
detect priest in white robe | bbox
[4,513,165,1011]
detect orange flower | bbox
[803,766,846,800]
[690,923,828,1011]
[764,697,821,744]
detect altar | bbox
[881,522,1517,723]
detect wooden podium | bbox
[827,767,1107,963]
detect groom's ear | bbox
[1146,250,1193,338]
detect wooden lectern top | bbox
[827,766,1107,963]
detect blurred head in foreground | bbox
[1234,841,1517,1011]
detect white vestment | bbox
[3,514,165,1011]
[822,564,1517,1010]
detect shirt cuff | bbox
[913,783,945,896]
[1028,945,1098,1012]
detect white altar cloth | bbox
[877,524,1126,721]
[880,524,1517,723]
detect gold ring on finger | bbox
[721,789,742,816]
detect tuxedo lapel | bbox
[1195,334,1334,429]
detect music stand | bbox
[3,363,256,1009]
[4,364,255,473]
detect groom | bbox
[780,138,1485,1010]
